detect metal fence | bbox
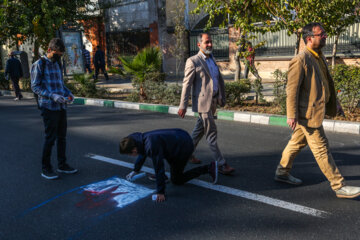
[252,23,360,57]
[189,23,360,59]
[189,28,229,60]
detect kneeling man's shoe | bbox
[274,174,302,185]
[335,186,360,199]
[189,156,201,164]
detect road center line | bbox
[87,153,329,218]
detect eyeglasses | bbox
[312,32,327,38]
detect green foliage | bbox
[20,78,31,91]
[331,64,360,113]
[308,0,360,38]
[128,70,180,105]
[162,84,182,105]
[126,92,140,102]
[67,74,108,98]
[142,80,167,102]
[108,66,125,76]
[191,0,282,34]
[191,0,360,56]
[0,0,97,54]
[129,80,182,106]
[0,71,10,90]
[120,47,162,86]
[108,55,135,76]
[224,79,251,106]
[272,69,288,115]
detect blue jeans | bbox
[40,108,67,170]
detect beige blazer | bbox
[179,51,226,113]
[286,48,336,128]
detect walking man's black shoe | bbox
[41,169,59,180]
[57,164,78,174]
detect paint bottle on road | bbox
[152,194,157,201]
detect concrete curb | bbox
[1,90,359,135]
[74,96,360,135]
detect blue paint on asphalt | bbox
[67,208,122,240]
[19,176,153,217]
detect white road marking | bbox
[87,154,330,218]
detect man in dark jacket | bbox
[5,52,23,100]
[93,46,109,80]
[119,128,218,202]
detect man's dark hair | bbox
[302,22,323,44]
[96,46,101,49]
[197,33,210,44]
[48,38,65,52]
[119,136,136,154]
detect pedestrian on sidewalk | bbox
[31,38,78,180]
[5,52,23,100]
[178,33,235,175]
[120,128,218,202]
[82,46,92,74]
[274,22,360,199]
[243,41,261,80]
[93,46,109,81]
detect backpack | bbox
[34,57,62,109]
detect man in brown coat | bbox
[274,22,360,199]
[178,33,234,179]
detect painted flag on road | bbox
[77,176,154,209]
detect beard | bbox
[200,46,212,55]
[319,39,326,49]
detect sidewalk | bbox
[1,88,359,135]
[96,73,276,101]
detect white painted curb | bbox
[1,90,359,135]
[114,101,140,110]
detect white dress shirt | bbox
[200,51,219,95]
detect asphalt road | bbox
[1,96,360,240]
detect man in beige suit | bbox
[178,33,234,179]
[275,22,360,199]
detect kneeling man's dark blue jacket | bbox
[129,128,194,194]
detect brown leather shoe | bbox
[189,156,202,164]
[218,164,235,175]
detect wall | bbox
[104,0,157,32]
[82,17,106,66]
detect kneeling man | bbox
[119,128,217,202]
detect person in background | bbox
[82,46,92,74]
[243,41,261,80]
[31,38,78,180]
[93,46,109,81]
[5,52,23,100]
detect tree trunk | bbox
[33,40,40,63]
[155,0,167,73]
[234,54,241,81]
[294,32,301,56]
[331,34,340,67]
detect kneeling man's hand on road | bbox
[155,194,166,202]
